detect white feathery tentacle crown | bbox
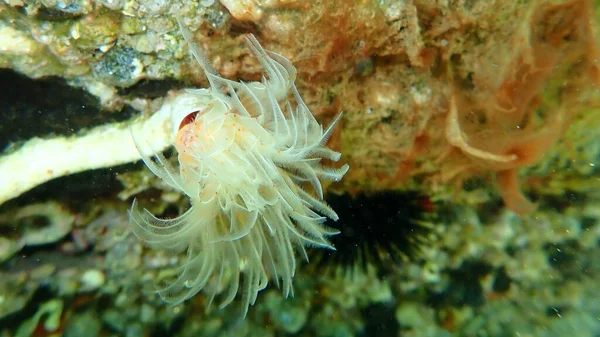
[129,16,349,318]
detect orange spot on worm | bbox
[178,111,199,130]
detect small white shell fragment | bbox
[80,269,106,292]
[220,0,263,21]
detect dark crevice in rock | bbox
[0,69,133,151]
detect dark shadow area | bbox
[0,68,132,151]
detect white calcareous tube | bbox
[0,91,209,206]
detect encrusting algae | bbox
[129,18,349,317]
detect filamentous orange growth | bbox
[129,18,349,317]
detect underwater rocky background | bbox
[1,0,600,336]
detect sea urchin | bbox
[312,190,435,275]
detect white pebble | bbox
[80,269,106,291]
